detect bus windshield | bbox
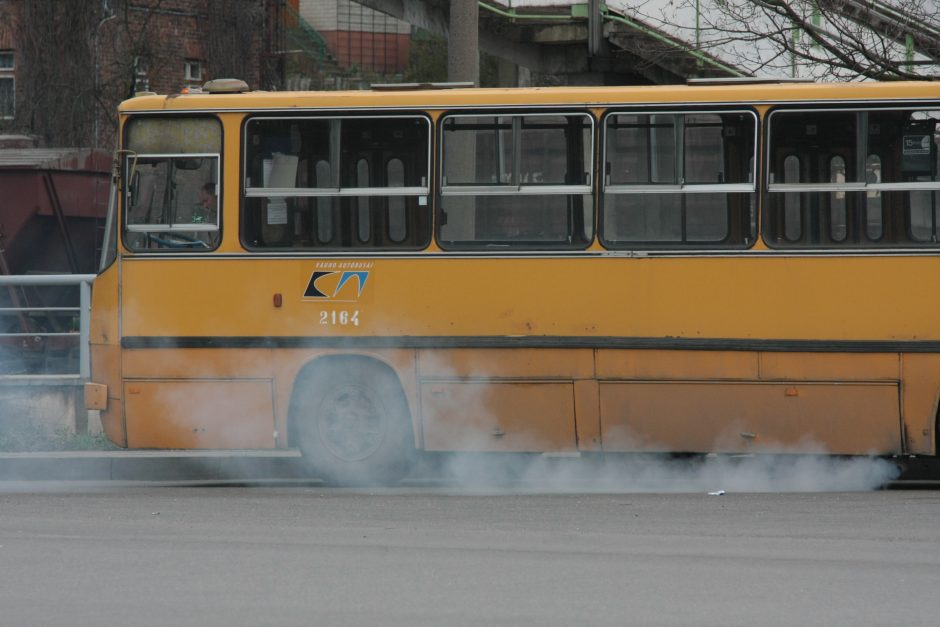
[123,117,221,250]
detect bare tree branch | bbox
[631,0,940,80]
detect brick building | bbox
[0,0,277,149]
[0,3,15,124]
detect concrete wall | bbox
[0,378,97,436]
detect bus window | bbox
[782,155,801,241]
[315,159,334,244]
[865,154,883,240]
[909,190,937,241]
[748,156,757,238]
[685,115,723,183]
[612,194,681,241]
[438,113,593,249]
[829,156,847,242]
[766,107,940,247]
[685,116,731,241]
[357,158,371,243]
[651,115,677,184]
[904,117,939,242]
[123,116,221,251]
[242,115,431,249]
[602,111,756,247]
[387,158,407,243]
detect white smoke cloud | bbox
[412,348,902,493]
[426,451,901,494]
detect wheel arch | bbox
[286,353,418,450]
[933,385,940,457]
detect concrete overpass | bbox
[354,0,747,84]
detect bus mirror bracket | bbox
[129,170,140,207]
[124,151,140,206]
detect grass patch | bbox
[0,420,119,452]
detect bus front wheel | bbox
[292,360,415,485]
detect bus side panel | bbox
[89,259,124,446]
[597,350,758,380]
[122,347,275,379]
[599,381,902,455]
[124,379,276,449]
[416,349,591,452]
[122,348,277,449]
[574,379,602,451]
[759,353,899,381]
[91,343,125,447]
[900,354,940,455]
[421,381,577,452]
[417,348,594,379]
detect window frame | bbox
[243,114,432,200]
[436,109,596,251]
[124,152,222,234]
[0,50,14,120]
[764,104,940,249]
[120,114,224,253]
[240,112,433,252]
[184,59,203,83]
[600,107,759,249]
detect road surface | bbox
[0,484,937,626]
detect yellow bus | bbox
[85,78,940,483]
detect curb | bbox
[0,450,308,482]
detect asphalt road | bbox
[0,485,937,627]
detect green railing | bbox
[283,1,334,64]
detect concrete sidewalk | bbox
[0,450,309,482]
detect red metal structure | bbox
[0,137,109,372]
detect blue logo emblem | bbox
[304,270,369,302]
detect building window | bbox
[133,56,150,93]
[184,60,203,84]
[0,51,14,120]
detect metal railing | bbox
[283,1,334,64]
[0,275,95,379]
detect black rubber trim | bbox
[121,335,940,353]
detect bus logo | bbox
[304,270,370,302]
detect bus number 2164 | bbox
[320,310,360,327]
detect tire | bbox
[292,359,415,486]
